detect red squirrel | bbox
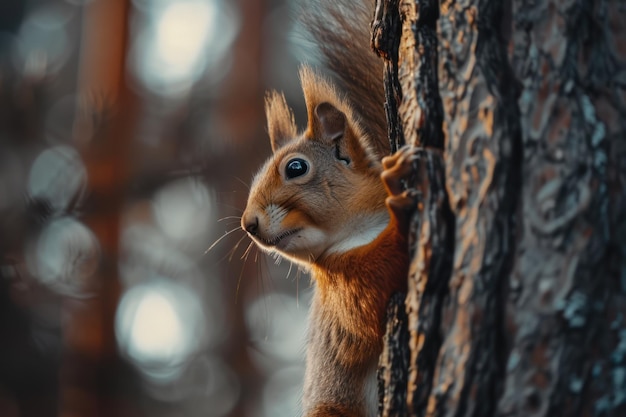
[241,2,417,416]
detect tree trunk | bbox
[374,1,626,416]
[60,1,133,416]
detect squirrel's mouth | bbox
[256,228,301,248]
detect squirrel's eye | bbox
[285,158,309,179]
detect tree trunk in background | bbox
[375,1,626,416]
[60,1,134,416]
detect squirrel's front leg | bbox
[381,145,421,235]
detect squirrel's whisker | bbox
[228,234,249,263]
[233,176,251,191]
[205,226,243,254]
[241,240,255,262]
[218,215,242,222]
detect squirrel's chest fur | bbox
[302,235,409,417]
[310,237,409,366]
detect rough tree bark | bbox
[374,1,626,416]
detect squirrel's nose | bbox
[242,214,259,236]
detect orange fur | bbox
[242,67,417,416]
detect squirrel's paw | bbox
[381,145,420,231]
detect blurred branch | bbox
[60,1,137,416]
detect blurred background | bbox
[0,0,317,416]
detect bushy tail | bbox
[299,0,388,157]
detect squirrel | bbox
[241,1,417,416]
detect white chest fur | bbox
[327,212,389,255]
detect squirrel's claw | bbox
[381,145,420,195]
[381,145,420,231]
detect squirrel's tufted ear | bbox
[313,102,346,144]
[265,90,297,153]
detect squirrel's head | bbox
[241,67,388,266]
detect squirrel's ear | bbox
[313,101,372,168]
[265,90,297,153]
[313,102,346,144]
